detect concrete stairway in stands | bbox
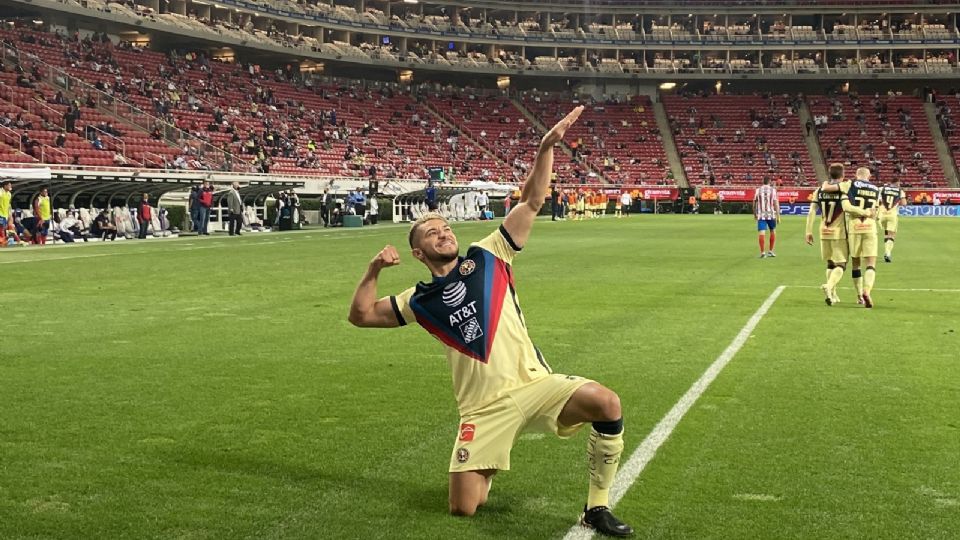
[652,99,688,188]
[798,102,828,184]
[924,102,960,188]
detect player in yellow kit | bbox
[0,180,12,247]
[840,168,881,308]
[348,106,634,537]
[33,186,52,246]
[878,181,906,263]
[806,164,850,305]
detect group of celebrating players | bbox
[804,163,906,308]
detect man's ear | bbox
[411,248,424,262]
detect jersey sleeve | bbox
[472,225,521,263]
[389,286,416,327]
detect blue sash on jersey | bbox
[407,245,513,362]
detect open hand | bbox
[540,105,585,149]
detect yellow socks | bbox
[885,239,894,258]
[864,266,876,294]
[587,425,624,509]
[826,266,845,291]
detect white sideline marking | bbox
[788,285,960,293]
[562,286,785,540]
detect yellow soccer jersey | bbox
[392,226,551,415]
[0,189,10,218]
[841,180,880,235]
[878,186,906,217]
[36,195,52,220]
[807,185,847,240]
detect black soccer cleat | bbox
[580,506,634,537]
[884,254,892,263]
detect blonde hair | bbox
[855,167,871,180]
[408,212,448,247]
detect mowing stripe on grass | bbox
[787,285,960,293]
[562,285,786,540]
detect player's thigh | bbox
[884,217,899,235]
[860,234,879,258]
[821,238,847,263]
[449,399,524,473]
[513,374,595,438]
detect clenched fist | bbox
[370,245,400,271]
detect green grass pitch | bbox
[1,215,957,539]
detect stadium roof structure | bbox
[5,167,305,208]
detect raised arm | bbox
[502,105,584,249]
[348,245,402,328]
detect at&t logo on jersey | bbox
[442,281,467,308]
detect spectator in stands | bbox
[92,135,104,150]
[91,210,117,241]
[137,193,152,239]
[54,130,67,148]
[227,182,243,236]
[198,181,214,235]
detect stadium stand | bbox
[663,93,814,186]
[808,93,946,187]
[522,95,670,184]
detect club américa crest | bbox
[459,259,476,276]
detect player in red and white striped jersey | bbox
[753,178,780,258]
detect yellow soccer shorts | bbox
[820,238,849,263]
[879,214,899,234]
[849,233,879,258]
[448,374,593,472]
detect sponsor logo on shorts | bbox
[456,448,470,463]
[442,281,468,308]
[459,317,484,344]
[459,423,475,442]
[459,259,476,276]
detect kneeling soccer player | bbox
[349,106,633,537]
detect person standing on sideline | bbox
[753,178,780,258]
[617,190,632,218]
[137,193,152,239]
[348,106,634,537]
[198,181,214,235]
[321,187,331,227]
[33,187,52,245]
[503,193,512,216]
[477,191,489,219]
[227,182,243,236]
[551,185,561,221]
[189,185,202,233]
[0,180,11,247]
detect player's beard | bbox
[426,250,459,265]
